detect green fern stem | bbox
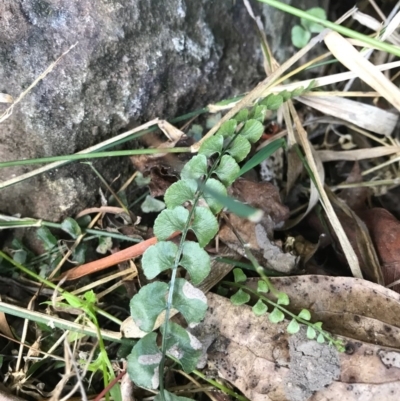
[159,135,244,394]
[223,280,345,350]
[158,191,202,396]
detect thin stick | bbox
[59,232,180,281]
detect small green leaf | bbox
[269,307,285,323]
[190,207,218,247]
[13,250,27,265]
[61,217,81,239]
[287,319,300,334]
[337,343,346,353]
[239,119,264,143]
[214,155,240,187]
[11,238,27,252]
[76,216,91,230]
[252,299,268,316]
[298,309,311,321]
[230,289,250,305]
[292,86,307,97]
[84,290,96,304]
[187,124,203,141]
[301,7,327,33]
[155,390,193,401]
[181,154,208,181]
[142,241,177,280]
[63,293,82,309]
[235,109,249,122]
[277,292,290,306]
[261,94,284,110]
[307,326,316,339]
[134,172,151,187]
[314,321,323,330]
[96,236,112,255]
[72,243,87,264]
[233,268,247,283]
[141,195,165,213]
[86,352,105,374]
[161,322,203,372]
[130,282,168,332]
[239,137,285,176]
[164,180,197,209]
[203,178,227,214]
[36,227,57,251]
[317,333,325,343]
[251,105,268,122]
[216,120,237,137]
[306,80,316,91]
[280,90,292,101]
[199,134,224,157]
[291,25,311,48]
[180,241,211,285]
[206,112,222,129]
[172,278,208,325]
[127,333,162,390]
[257,280,269,293]
[153,206,189,240]
[226,135,251,162]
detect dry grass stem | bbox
[288,102,363,278]
[191,28,332,152]
[317,146,400,162]
[362,154,400,176]
[304,91,380,97]
[0,118,160,190]
[55,267,137,303]
[324,31,400,111]
[0,43,77,124]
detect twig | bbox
[58,231,180,281]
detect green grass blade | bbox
[0,147,190,168]
[0,216,42,229]
[239,137,285,176]
[202,183,263,222]
[258,0,400,57]
[0,300,128,344]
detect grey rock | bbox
[0,0,328,221]
[285,327,340,401]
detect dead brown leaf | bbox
[360,208,400,293]
[193,289,400,401]
[337,162,369,212]
[228,179,289,226]
[220,180,299,274]
[246,276,400,347]
[218,215,298,274]
[306,187,383,284]
[130,135,193,198]
[327,188,384,284]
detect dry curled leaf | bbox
[228,179,289,226]
[360,208,400,292]
[130,135,193,197]
[300,95,398,136]
[192,290,400,401]
[307,188,383,284]
[221,180,297,273]
[219,214,299,274]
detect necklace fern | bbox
[127,84,314,400]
